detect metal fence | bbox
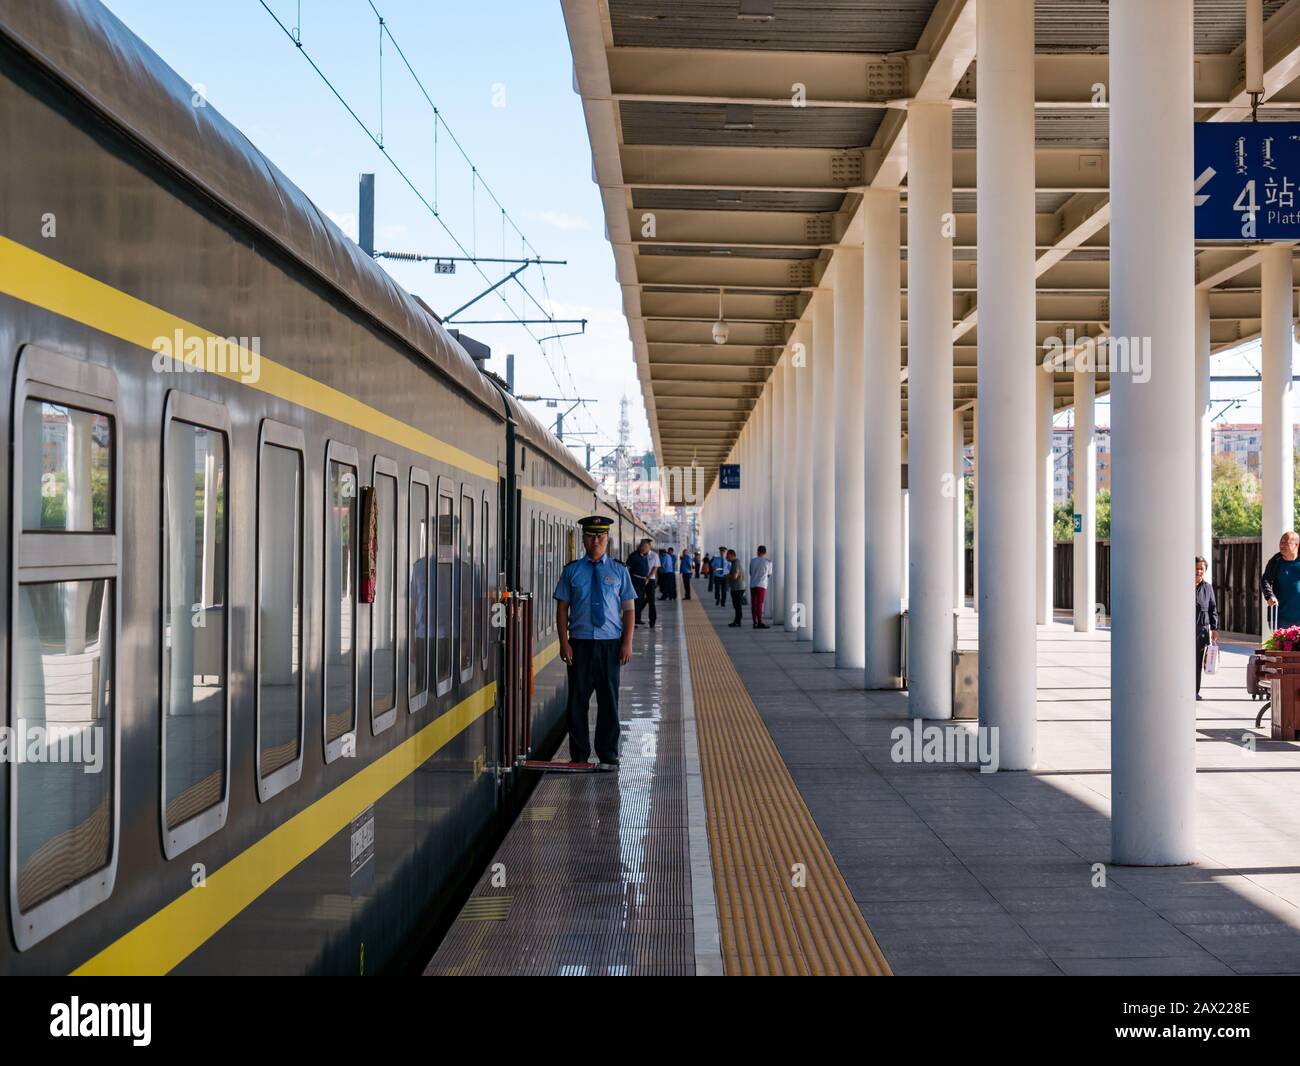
[963,537,1264,636]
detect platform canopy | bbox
[564,0,1300,489]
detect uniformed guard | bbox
[554,515,636,770]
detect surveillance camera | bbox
[712,319,729,345]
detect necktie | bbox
[590,559,606,631]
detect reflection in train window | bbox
[22,399,112,532]
[459,492,474,679]
[479,496,489,670]
[163,420,227,830]
[408,477,429,709]
[372,470,398,728]
[13,579,114,912]
[324,456,358,756]
[257,443,303,781]
[436,490,454,691]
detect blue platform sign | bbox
[1195,122,1300,240]
[1073,513,1082,534]
[719,463,740,490]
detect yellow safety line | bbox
[521,485,586,518]
[682,599,892,976]
[0,235,496,480]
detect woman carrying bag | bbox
[1196,555,1219,701]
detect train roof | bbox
[0,0,501,417]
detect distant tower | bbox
[616,393,631,503]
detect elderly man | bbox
[1262,530,1300,629]
[555,516,636,770]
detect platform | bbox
[710,607,1300,976]
[428,591,1300,977]
[425,606,705,975]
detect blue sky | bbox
[102,0,648,458]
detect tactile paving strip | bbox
[683,598,892,976]
[425,612,694,976]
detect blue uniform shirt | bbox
[659,551,675,573]
[554,553,636,640]
[680,552,693,573]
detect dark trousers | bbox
[1196,629,1210,695]
[565,638,622,762]
[633,577,656,625]
[731,589,745,624]
[682,574,691,600]
[714,575,727,606]
[751,586,766,625]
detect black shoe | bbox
[728,621,741,627]
[756,623,770,629]
[1196,693,1204,701]
[596,760,620,772]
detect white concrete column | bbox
[1072,369,1096,632]
[787,330,806,634]
[863,190,903,688]
[1109,0,1196,866]
[953,409,966,609]
[795,319,815,642]
[834,248,866,668]
[772,356,786,622]
[1194,288,1212,574]
[1261,243,1295,606]
[976,0,1038,769]
[1036,363,1056,625]
[811,287,836,652]
[906,100,955,719]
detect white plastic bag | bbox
[1203,642,1220,676]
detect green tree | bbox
[1212,452,1261,537]
[1054,498,1073,543]
[1095,489,1111,540]
[964,473,973,547]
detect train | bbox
[0,0,648,974]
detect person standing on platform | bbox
[1195,555,1218,701]
[1262,531,1300,628]
[666,547,679,599]
[680,547,694,600]
[725,549,748,627]
[657,546,672,600]
[626,538,658,628]
[555,516,636,771]
[713,546,730,606]
[748,545,772,629]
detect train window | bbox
[459,492,474,681]
[323,443,359,762]
[408,469,430,713]
[21,399,112,533]
[371,457,399,734]
[161,392,231,858]
[435,484,454,695]
[10,346,121,949]
[256,421,305,801]
[479,493,489,672]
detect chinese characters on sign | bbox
[719,464,740,490]
[1195,122,1300,240]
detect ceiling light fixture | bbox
[738,0,776,22]
[713,288,730,345]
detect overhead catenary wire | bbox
[257,0,608,445]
